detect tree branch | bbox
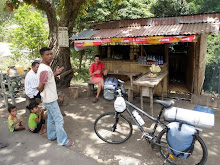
[38,0,58,34]
[59,0,85,31]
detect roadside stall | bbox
[71,13,220,110]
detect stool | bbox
[87,81,96,96]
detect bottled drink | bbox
[158,56,161,65]
[144,57,147,65]
[147,55,149,65]
[161,56,164,65]
[132,110,145,126]
[153,55,155,64]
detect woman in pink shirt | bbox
[89,55,108,103]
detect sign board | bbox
[58,27,69,47]
[74,35,197,48]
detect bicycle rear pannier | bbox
[167,122,196,159]
[103,77,118,101]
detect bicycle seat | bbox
[155,100,174,108]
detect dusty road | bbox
[0,85,219,165]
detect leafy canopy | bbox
[11,4,48,59]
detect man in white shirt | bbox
[25,61,41,102]
[37,47,73,147]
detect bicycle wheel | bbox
[94,112,133,144]
[157,128,208,165]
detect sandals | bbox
[39,129,47,135]
[92,98,99,103]
[65,140,74,147]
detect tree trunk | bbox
[56,47,73,88]
[37,0,85,88]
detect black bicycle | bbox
[94,80,208,165]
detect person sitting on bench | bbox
[89,55,107,103]
[25,61,41,103]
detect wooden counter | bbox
[133,71,168,116]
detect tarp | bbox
[74,35,197,51]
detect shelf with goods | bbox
[130,45,140,60]
[137,62,168,67]
[137,54,165,65]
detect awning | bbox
[74,35,197,50]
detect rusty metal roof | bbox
[71,13,220,40]
[72,23,219,40]
[95,13,220,29]
[70,29,98,40]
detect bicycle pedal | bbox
[163,160,167,165]
[137,137,145,141]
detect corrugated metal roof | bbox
[71,13,220,40]
[70,29,98,40]
[72,23,219,40]
[95,13,220,29]
[92,28,124,38]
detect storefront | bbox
[71,13,220,96]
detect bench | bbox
[87,81,96,96]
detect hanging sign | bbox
[58,27,69,47]
[74,35,197,48]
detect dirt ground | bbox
[0,84,220,165]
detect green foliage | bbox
[10,4,48,60]
[150,0,195,17]
[187,0,220,13]
[70,47,97,83]
[203,32,220,94]
[76,0,152,29]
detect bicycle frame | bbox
[114,80,168,141]
[116,99,167,143]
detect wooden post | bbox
[194,34,208,95]
[141,45,143,57]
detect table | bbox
[133,71,168,116]
[107,71,142,101]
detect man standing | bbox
[37,47,73,146]
[25,61,41,103]
[89,55,107,103]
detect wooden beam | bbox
[194,34,208,95]
[57,68,76,80]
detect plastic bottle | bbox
[132,110,145,126]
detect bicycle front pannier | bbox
[167,122,196,159]
[103,77,118,101]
